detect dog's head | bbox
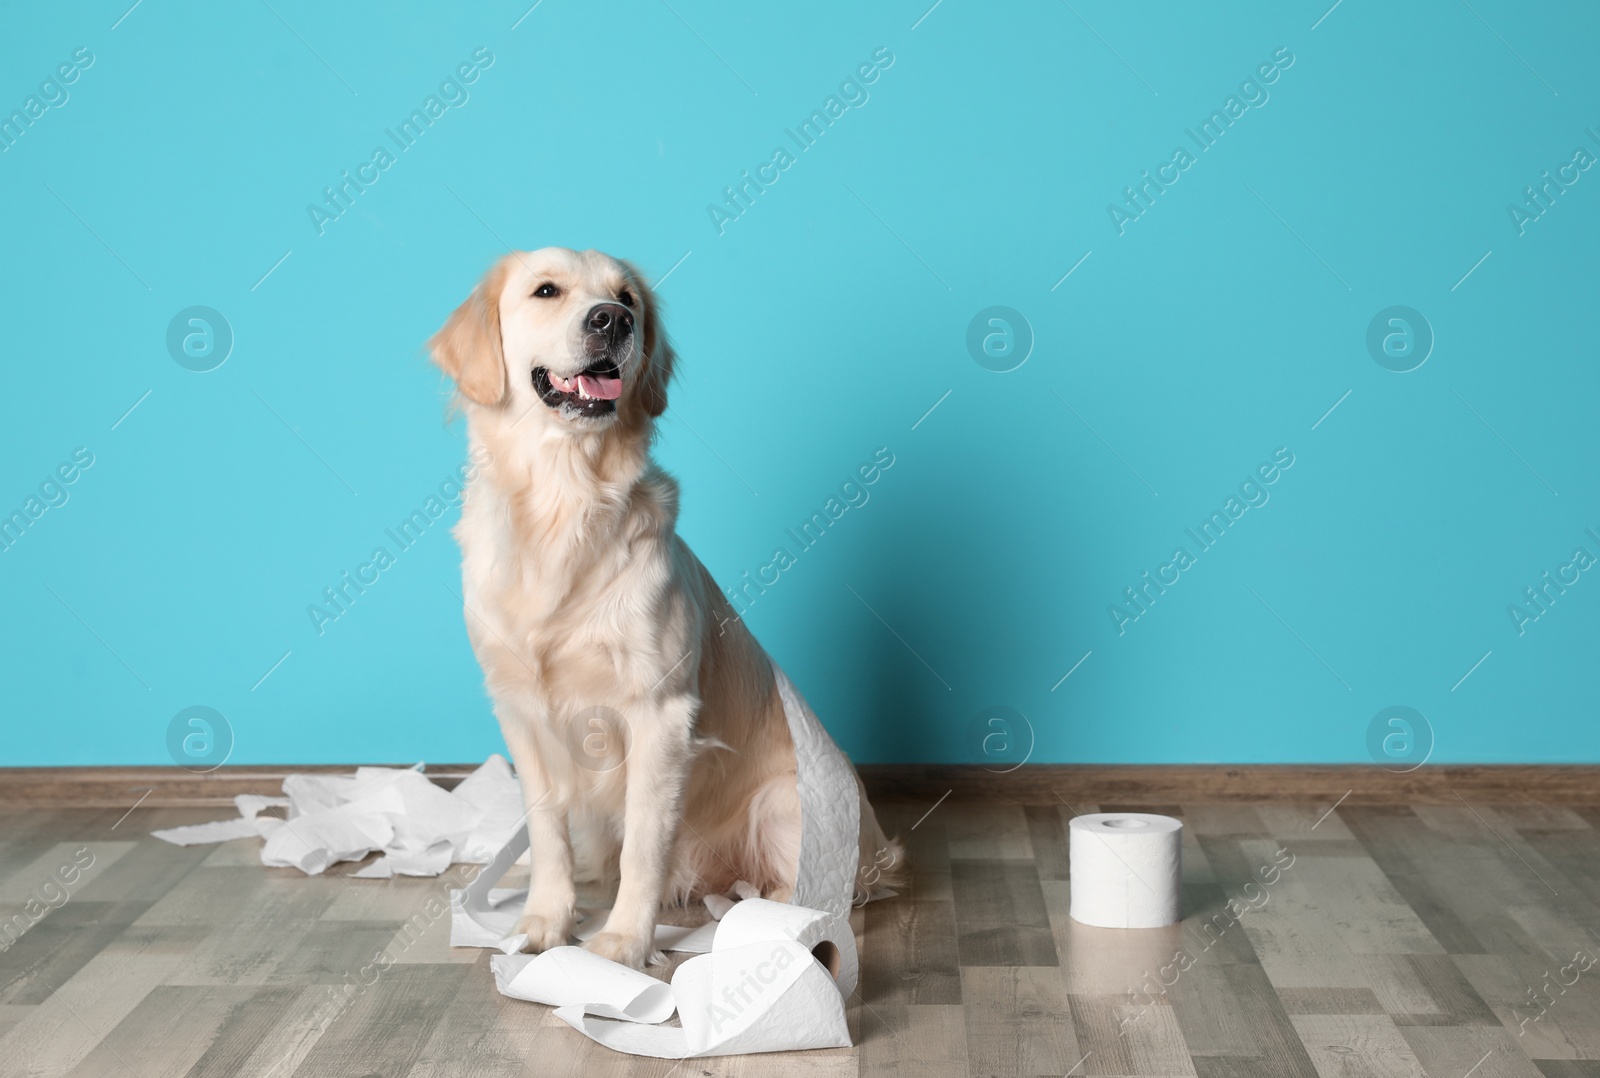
[428,247,674,430]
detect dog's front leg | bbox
[516,802,577,952]
[584,695,695,969]
[500,723,577,952]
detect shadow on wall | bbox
[825,449,1060,766]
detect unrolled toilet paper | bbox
[153,659,871,1060]
[771,663,860,923]
[494,946,676,1023]
[447,661,864,1058]
[448,661,862,962]
[1069,812,1183,928]
[546,898,854,1058]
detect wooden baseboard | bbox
[858,764,1593,804]
[0,765,481,810]
[0,763,1592,809]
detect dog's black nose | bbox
[586,303,633,339]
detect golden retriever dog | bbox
[428,247,903,969]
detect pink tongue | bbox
[577,373,622,400]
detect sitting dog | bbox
[428,247,903,968]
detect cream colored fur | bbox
[428,247,903,969]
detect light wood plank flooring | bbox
[3,796,1599,1077]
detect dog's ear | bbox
[628,264,676,419]
[429,257,511,407]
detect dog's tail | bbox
[855,772,907,902]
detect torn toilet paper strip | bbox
[771,662,859,998]
[506,899,852,1059]
[148,793,289,845]
[449,817,532,950]
[494,946,676,1022]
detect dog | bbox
[428,247,903,969]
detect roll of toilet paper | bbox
[1068,813,1183,928]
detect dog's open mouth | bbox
[532,362,622,418]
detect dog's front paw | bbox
[582,930,658,969]
[515,911,574,953]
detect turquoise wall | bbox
[3,1,1597,768]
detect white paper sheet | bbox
[150,815,265,845]
[449,821,531,950]
[546,899,853,1059]
[493,947,676,1022]
[772,662,860,999]
[151,793,290,846]
[352,839,456,878]
[448,753,527,861]
[150,756,527,875]
[703,892,737,920]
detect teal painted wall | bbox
[2,1,1597,768]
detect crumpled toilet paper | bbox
[498,899,854,1059]
[151,756,526,876]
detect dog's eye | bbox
[533,282,560,298]
[617,289,635,308]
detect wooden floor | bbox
[3,796,1600,1077]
